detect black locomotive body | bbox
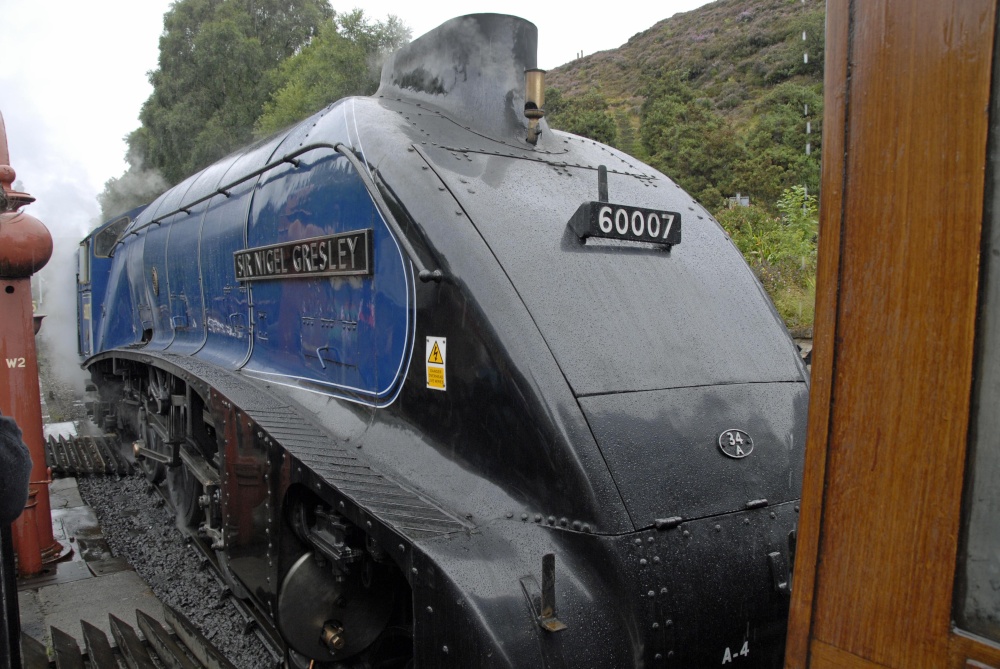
[76,14,807,668]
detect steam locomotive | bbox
[76,14,808,668]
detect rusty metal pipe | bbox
[12,489,41,576]
[0,108,66,575]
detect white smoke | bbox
[33,149,168,397]
[6,113,167,400]
[6,153,104,397]
[98,147,168,222]
[0,91,97,397]
[34,230,91,397]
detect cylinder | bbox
[0,111,64,571]
[0,276,62,571]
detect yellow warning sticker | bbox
[427,366,445,388]
[426,337,446,391]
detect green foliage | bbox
[716,185,818,331]
[101,2,410,217]
[735,82,822,205]
[545,88,617,146]
[255,22,368,135]
[131,0,334,184]
[776,184,818,254]
[256,11,410,136]
[631,73,821,213]
[639,76,747,210]
[336,9,410,58]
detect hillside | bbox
[545,0,825,213]
[544,0,825,333]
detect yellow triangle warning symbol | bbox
[428,342,444,364]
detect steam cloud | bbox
[33,156,168,398]
[98,146,168,221]
[23,146,167,401]
[35,229,90,397]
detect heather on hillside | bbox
[547,0,824,330]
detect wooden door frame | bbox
[785,1,1000,667]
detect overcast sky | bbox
[0,0,712,243]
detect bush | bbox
[716,185,817,331]
[545,87,618,146]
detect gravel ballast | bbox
[38,328,281,667]
[76,473,278,669]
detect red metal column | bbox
[0,109,64,576]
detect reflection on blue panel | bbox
[84,106,412,404]
[242,149,411,403]
[126,231,152,342]
[197,181,255,369]
[143,217,174,351]
[97,244,139,350]
[165,202,207,355]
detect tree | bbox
[640,76,746,210]
[255,11,410,136]
[733,82,822,206]
[99,2,411,218]
[132,0,333,184]
[336,9,410,62]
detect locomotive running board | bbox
[89,350,470,546]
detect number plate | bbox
[568,202,682,246]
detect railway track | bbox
[165,485,285,665]
[40,433,284,668]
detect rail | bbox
[112,143,443,282]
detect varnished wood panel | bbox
[809,639,892,669]
[784,0,851,664]
[952,632,1000,668]
[785,1,996,667]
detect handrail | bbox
[110,142,443,283]
[332,144,442,283]
[113,143,337,249]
